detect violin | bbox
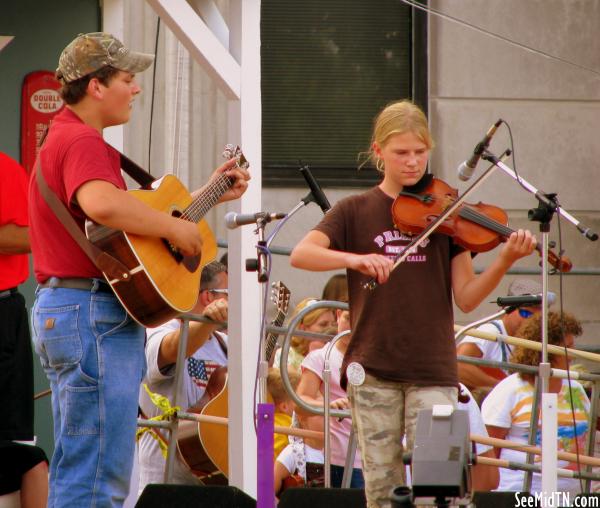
[391,176,572,273]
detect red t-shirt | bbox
[28,108,126,282]
[0,152,29,289]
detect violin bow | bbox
[364,151,510,290]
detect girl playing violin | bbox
[290,100,536,508]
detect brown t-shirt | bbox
[314,186,464,388]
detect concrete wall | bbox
[427,0,600,351]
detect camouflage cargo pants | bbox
[348,373,457,508]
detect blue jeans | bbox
[32,283,146,508]
[330,464,365,489]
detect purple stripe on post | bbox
[257,402,275,508]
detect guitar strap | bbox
[115,148,157,188]
[213,331,228,358]
[489,320,511,364]
[34,141,157,282]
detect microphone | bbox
[457,119,503,181]
[496,292,556,308]
[224,211,286,229]
[299,165,331,214]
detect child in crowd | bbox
[297,306,364,488]
[321,273,348,303]
[482,311,588,494]
[274,413,325,497]
[273,298,336,370]
[268,367,301,460]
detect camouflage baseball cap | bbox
[56,32,154,84]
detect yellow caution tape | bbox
[136,384,181,458]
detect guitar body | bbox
[177,366,229,483]
[85,174,217,327]
[176,282,291,482]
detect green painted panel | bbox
[0,0,100,460]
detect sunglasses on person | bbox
[206,288,228,295]
[518,308,534,319]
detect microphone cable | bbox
[251,243,274,434]
[399,0,600,79]
[147,16,161,175]
[505,120,583,490]
[553,203,585,493]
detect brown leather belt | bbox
[0,287,17,299]
[39,277,113,294]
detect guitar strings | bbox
[181,148,244,221]
[181,173,233,222]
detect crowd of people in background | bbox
[267,274,592,502]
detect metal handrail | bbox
[217,236,600,275]
[277,299,360,488]
[278,300,350,421]
[322,329,351,488]
[456,320,600,492]
[134,303,600,492]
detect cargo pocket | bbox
[66,384,100,435]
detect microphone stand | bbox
[245,215,275,404]
[481,150,598,502]
[265,188,326,249]
[482,152,598,242]
[248,193,327,404]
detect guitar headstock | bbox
[222,144,249,170]
[271,281,291,315]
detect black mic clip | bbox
[254,211,279,225]
[299,164,319,207]
[245,240,269,282]
[495,294,544,308]
[528,192,559,233]
[298,161,331,214]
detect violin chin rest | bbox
[403,172,433,194]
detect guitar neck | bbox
[265,310,285,366]
[181,174,234,223]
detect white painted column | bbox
[541,393,558,506]
[102,0,125,151]
[103,6,140,506]
[226,0,262,496]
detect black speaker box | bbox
[135,484,256,508]
[472,491,572,508]
[278,487,366,508]
[472,491,522,508]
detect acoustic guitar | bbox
[176,281,291,481]
[85,145,248,328]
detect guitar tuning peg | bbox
[222,144,234,159]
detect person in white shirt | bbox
[274,413,325,496]
[137,261,229,494]
[482,311,588,494]
[457,278,554,391]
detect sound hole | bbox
[161,209,201,273]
